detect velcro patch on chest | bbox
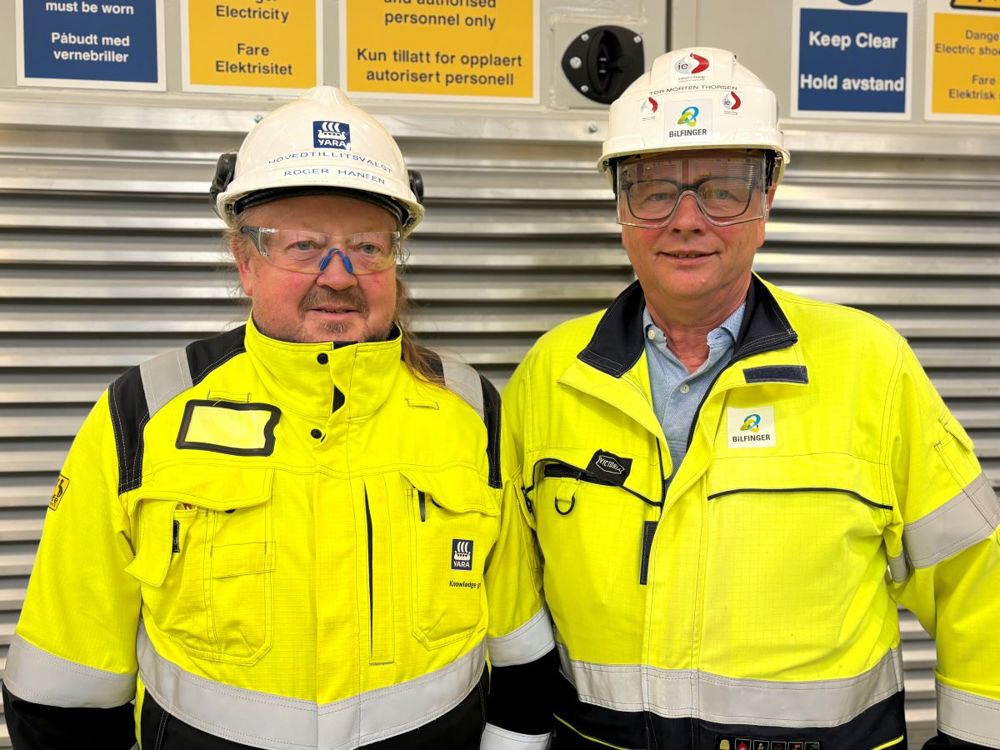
[585,449,633,485]
[727,406,776,448]
[176,400,281,456]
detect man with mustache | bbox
[3,87,554,750]
[504,47,999,749]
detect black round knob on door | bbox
[562,26,644,105]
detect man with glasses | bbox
[504,48,999,749]
[3,87,554,750]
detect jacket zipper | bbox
[364,488,375,652]
[708,486,892,510]
[684,339,795,451]
[541,460,662,507]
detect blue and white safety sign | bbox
[16,0,165,90]
[791,0,913,119]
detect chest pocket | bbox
[126,464,275,665]
[701,453,893,660]
[402,467,500,649]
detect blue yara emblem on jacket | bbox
[452,539,473,570]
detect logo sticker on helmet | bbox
[675,52,710,76]
[677,105,700,126]
[452,539,474,571]
[640,96,659,121]
[313,121,352,150]
[667,100,711,140]
[723,91,742,111]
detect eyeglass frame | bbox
[615,150,777,229]
[238,225,408,276]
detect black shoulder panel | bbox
[109,327,247,495]
[187,325,247,386]
[480,375,502,489]
[424,349,445,381]
[108,364,148,495]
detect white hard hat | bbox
[213,86,425,235]
[599,47,790,185]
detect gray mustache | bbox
[302,289,369,313]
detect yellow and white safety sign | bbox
[182,0,321,93]
[341,0,538,101]
[926,0,1000,119]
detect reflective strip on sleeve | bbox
[559,645,903,728]
[904,473,1000,569]
[480,723,552,749]
[937,683,1000,749]
[139,348,193,418]
[887,551,910,584]
[3,633,135,708]
[138,624,485,750]
[487,608,554,668]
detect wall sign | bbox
[182,0,321,93]
[16,0,165,90]
[926,0,1000,120]
[341,0,539,102]
[791,0,914,119]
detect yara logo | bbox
[595,455,626,474]
[313,120,351,150]
[452,539,473,570]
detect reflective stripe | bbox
[480,723,552,750]
[139,347,192,417]
[138,624,484,750]
[559,645,903,728]
[869,736,905,750]
[487,607,554,668]
[905,472,1000,568]
[937,683,1000,749]
[440,355,485,422]
[886,551,910,583]
[3,633,135,708]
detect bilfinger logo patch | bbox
[727,406,776,448]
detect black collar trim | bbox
[577,276,798,378]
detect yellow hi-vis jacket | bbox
[3,318,553,750]
[504,276,1000,750]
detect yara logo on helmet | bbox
[313,120,351,150]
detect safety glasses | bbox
[240,227,404,275]
[617,153,769,228]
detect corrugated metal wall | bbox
[1,45,999,750]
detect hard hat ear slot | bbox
[210,152,239,212]
[408,170,424,204]
[765,152,780,189]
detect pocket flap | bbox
[125,500,176,587]
[705,453,888,508]
[401,467,499,516]
[129,465,273,514]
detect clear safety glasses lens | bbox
[240,227,403,275]
[618,155,768,228]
